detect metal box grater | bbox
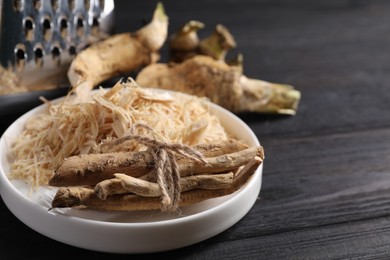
[0,0,114,90]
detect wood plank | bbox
[164,216,390,259]
[241,127,390,236]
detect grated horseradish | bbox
[9,82,230,187]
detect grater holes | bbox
[75,16,85,37]
[51,46,61,65]
[68,45,76,56]
[91,16,99,35]
[52,46,60,57]
[51,0,59,11]
[33,45,44,67]
[15,44,27,71]
[92,17,99,27]
[16,49,26,60]
[13,0,24,12]
[33,0,41,10]
[42,16,52,41]
[23,17,35,41]
[59,17,68,37]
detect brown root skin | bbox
[49,139,253,186]
[51,156,262,211]
[49,151,155,187]
[136,55,243,112]
[67,2,168,96]
[50,146,263,187]
[51,187,87,208]
[136,55,301,114]
[95,172,234,200]
[189,139,248,158]
[179,146,263,177]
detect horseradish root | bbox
[169,21,236,63]
[136,55,300,115]
[198,24,237,61]
[49,146,263,187]
[166,21,300,114]
[67,3,168,97]
[95,172,234,200]
[169,20,205,63]
[50,140,263,211]
[51,156,262,211]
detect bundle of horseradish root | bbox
[9,80,264,212]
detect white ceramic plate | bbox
[0,90,263,254]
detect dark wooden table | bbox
[2,0,390,258]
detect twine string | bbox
[101,124,206,210]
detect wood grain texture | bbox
[1,0,390,259]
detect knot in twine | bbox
[101,124,208,211]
